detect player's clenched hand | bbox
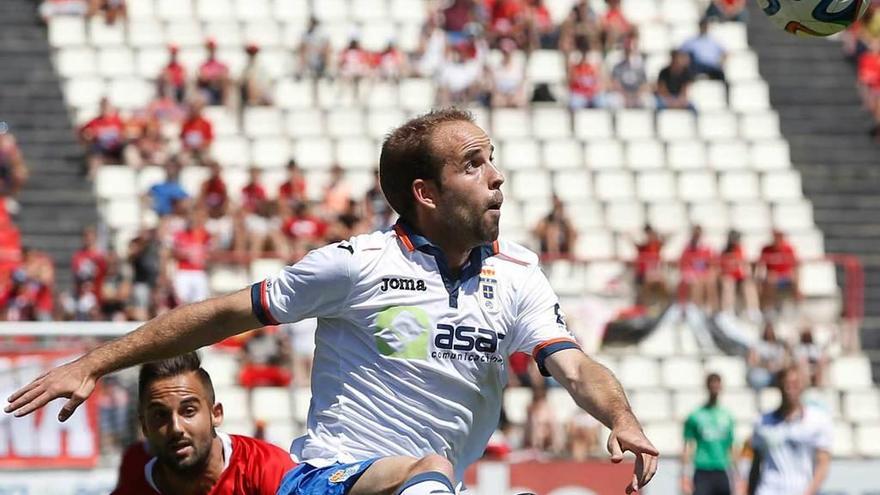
[607,420,659,494]
[5,357,97,422]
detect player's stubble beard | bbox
[158,428,216,475]
[435,185,501,248]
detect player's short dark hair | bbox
[379,108,475,223]
[138,352,215,408]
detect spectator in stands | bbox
[172,207,212,304]
[79,97,127,179]
[532,196,577,258]
[127,227,162,321]
[0,247,54,322]
[634,224,667,306]
[747,322,790,390]
[846,3,880,63]
[757,229,800,315]
[196,39,231,106]
[147,87,186,125]
[437,39,487,106]
[97,375,131,450]
[298,17,332,79]
[282,202,328,257]
[599,0,633,51]
[198,159,228,216]
[681,19,727,82]
[566,411,602,460]
[277,159,307,216]
[681,373,738,495]
[39,0,88,22]
[524,0,558,50]
[61,278,100,321]
[322,164,352,216]
[442,0,481,41]
[489,40,527,107]
[0,214,22,281]
[329,199,369,242]
[338,39,373,102]
[241,167,286,260]
[656,50,696,111]
[99,251,132,321]
[857,40,880,139]
[158,45,187,104]
[609,35,650,108]
[416,10,449,77]
[559,0,601,56]
[794,327,828,388]
[238,327,293,389]
[567,49,606,109]
[487,0,528,49]
[125,115,168,169]
[704,0,748,23]
[147,158,189,217]
[240,44,272,107]
[719,230,761,320]
[179,98,214,165]
[0,125,29,214]
[524,384,561,454]
[88,0,125,25]
[679,225,718,311]
[72,225,107,302]
[363,168,395,230]
[376,41,410,82]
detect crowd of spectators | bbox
[846,2,880,140]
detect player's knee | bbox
[409,454,454,480]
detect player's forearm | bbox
[83,289,258,377]
[805,452,830,495]
[554,354,637,429]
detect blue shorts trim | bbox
[276,458,380,495]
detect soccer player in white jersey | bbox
[748,365,832,495]
[7,109,658,495]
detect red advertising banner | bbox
[0,351,100,468]
[464,460,636,495]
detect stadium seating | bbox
[44,0,879,461]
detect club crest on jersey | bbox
[479,270,499,314]
[380,277,427,292]
[328,463,361,483]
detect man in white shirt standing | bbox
[6,109,658,495]
[748,365,832,495]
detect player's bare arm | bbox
[544,348,659,493]
[804,449,831,495]
[6,288,259,421]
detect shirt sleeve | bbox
[813,410,833,451]
[683,414,697,441]
[509,265,580,376]
[251,242,357,325]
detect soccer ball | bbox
[755,0,871,36]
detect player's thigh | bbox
[349,456,417,495]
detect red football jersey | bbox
[112,433,295,495]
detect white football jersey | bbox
[750,405,832,495]
[251,222,579,480]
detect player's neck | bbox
[777,400,803,420]
[155,437,225,495]
[407,220,474,276]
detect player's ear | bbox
[412,178,438,211]
[212,402,224,428]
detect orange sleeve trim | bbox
[532,337,579,357]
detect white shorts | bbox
[173,270,210,304]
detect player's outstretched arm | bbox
[544,349,659,494]
[6,288,259,421]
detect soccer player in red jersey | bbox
[111,352,295,495]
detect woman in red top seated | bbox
[718,230,760,320]
[633,224,668,306]
[678,225,718,311]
